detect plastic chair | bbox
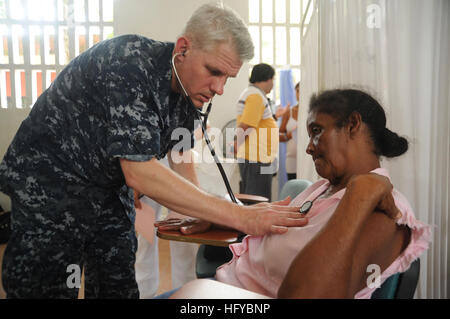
[279,179,313,201]
[195,244,233,278]
[371,258,420,299]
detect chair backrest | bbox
[279,179,313,201]
[371,258,420,299]
[395,258,421,298]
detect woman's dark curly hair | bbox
[309,89,409,158]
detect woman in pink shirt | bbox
[158,89,431,299]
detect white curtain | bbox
[298,0,450,298]
[297,4,320,183]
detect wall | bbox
[0,1,250,210]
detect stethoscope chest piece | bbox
[299,200,313,215]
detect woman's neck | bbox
[328,159,381,197]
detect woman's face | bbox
[306,111,350,184]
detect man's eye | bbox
[207,67,222,76]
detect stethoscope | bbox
[172,52,238,204]
[299,187,328,215]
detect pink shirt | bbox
[215,168,432,298]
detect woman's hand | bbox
[347,173,402,220]
[155,218,212,235]
[275,103,289,119]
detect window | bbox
[0,0,114,109]
[248,0,312,104]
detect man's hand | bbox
[237,196,309,236]
[253,196,292,208]
[155,218,212,235]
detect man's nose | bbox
[211,77,226,96]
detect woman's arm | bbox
[279,110,292,142]
[277,174,406,298]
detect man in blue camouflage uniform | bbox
[0,33,197,298]
[0,4,307,298]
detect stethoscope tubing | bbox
[172,53,238,204]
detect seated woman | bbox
[158,89,431,299]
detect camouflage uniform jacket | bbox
[0,34,195,232]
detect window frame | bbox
[248,0,312,105]
[0,0,114,109]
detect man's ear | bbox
[174,36,191,57]
[347,111,362,137]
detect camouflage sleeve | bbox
[103,58,162,162]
